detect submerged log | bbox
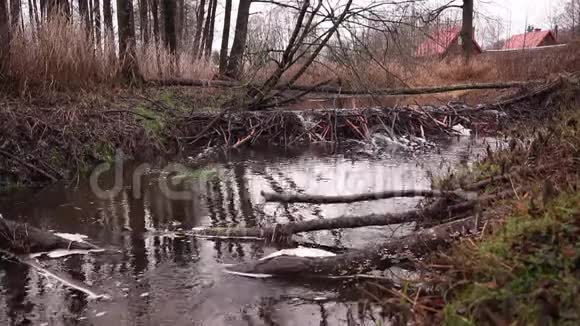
[193,199,476,241]
[0,219,96,254]
[261,189,473,204]
[226,215,481,277]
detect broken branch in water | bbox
[225,215,482,277]
[192,198,475,241]
[261,189,474,204]
[0,218,97,254]
[20,257,109,300]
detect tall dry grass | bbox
[137,43,216,80]
[8,17,120,91]
[4,17,215,93]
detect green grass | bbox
[135,105,166,137]
[444,192,580,325]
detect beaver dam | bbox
[0,79,573,325]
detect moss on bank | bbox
[434,100,580,325]
[443,192,580,325]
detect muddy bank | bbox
[0,78,568,190]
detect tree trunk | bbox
[0,0,9,76]
[218,0,231,75]
[88,0,94,38]
[78,0,89,27]
[93,0,100,46]
[31,0,39,30]
[192,0,204,58]
[151,0,159,44]
[199,0,212,58]
[139,0,148,44]
[117,0,141,82]
[150,0,160,75]
[461,0,474,59]
[27,0,34,35]
[103,0,112,39]
[204,0,217,59]
[162,0,176,54]
[9,0,20,31]
[178,0,184,47]
[225,0,251,79]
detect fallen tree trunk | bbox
[0,219,97,254]
[193,199,475,241]
[226,215,481,276]
[261,189,473,204]
[150,78,541,97]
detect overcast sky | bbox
[483,0,559,34]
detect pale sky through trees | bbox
[215,0,563,51]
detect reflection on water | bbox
[0,138,500,325]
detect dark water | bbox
[0,138,498,326]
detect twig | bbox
[0,148,57,182]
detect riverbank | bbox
[384,85,580,324]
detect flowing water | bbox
[0,137,500,326]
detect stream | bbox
[0,137,500,325]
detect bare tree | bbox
[9,0,20,31]
[162,0,176,54]
[103,0,113,39]
[0,0,9,76]
[219,0,232,75]
[151,0,159,45]
[192,0,205,57]
[461,0,474,58]
[94,0,101,45]
[117,0,141,81]
[178,0,184,46]
[79,0,89,27]
[200,0,213,58]
[205,0,217,59]
[246,0,354,109]
[139,0,149,44]
[225,0,251,79]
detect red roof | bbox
[503,30,556,49]
[416,26,482,56]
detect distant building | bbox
[416,26,482,57]
[503,29,557,50]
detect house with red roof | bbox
[416,26,482,57]
[503,29,557,50]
